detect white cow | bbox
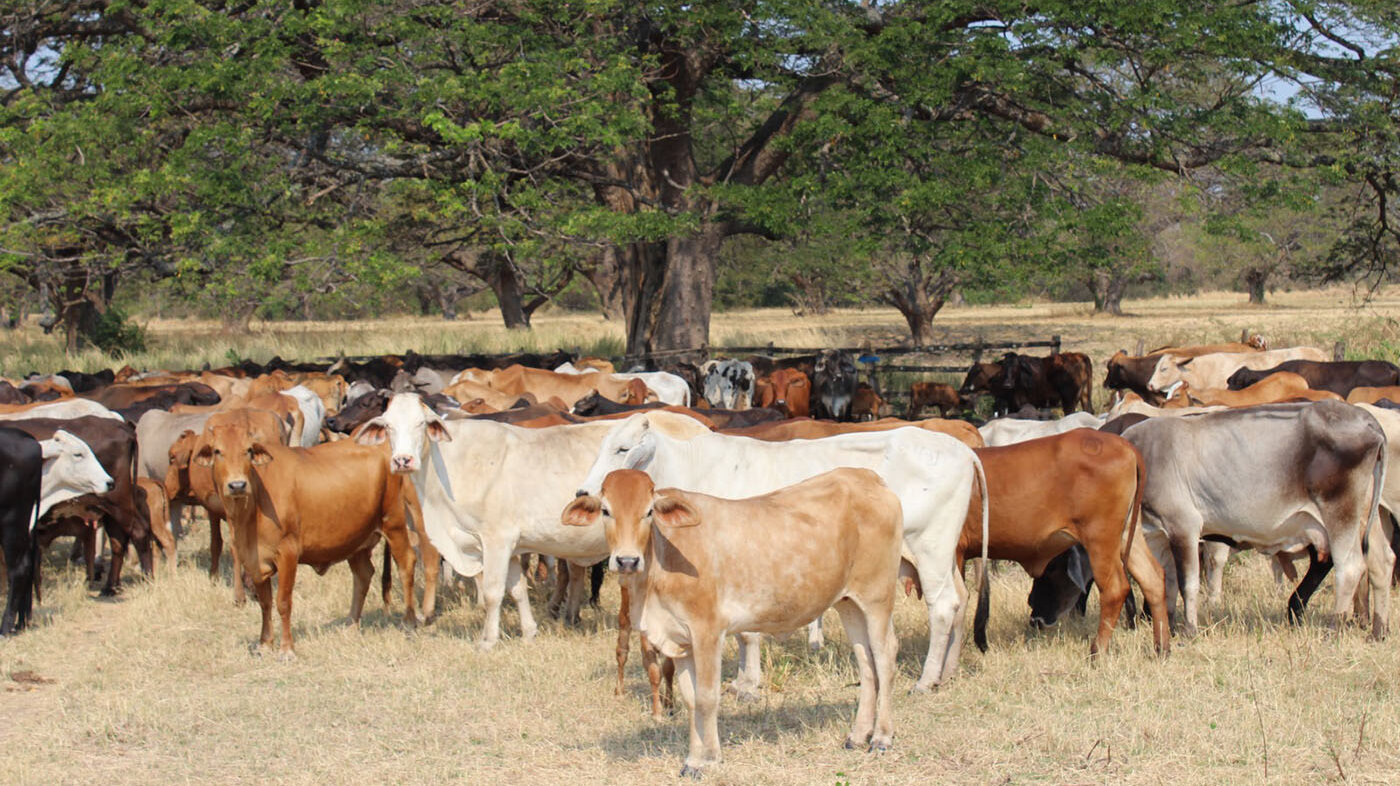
[0,399,122,422]
[282,385,327,447]
[576,413,988,693]
[1146,346,1328,395]
[36,430,115,524]
[978,411,1104,446]
[355,395,710,647]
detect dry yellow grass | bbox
[2,287,1399,784]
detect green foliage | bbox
[89,306,148,358]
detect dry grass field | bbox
[2,288,1400,785]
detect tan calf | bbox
[562,467,902,777]
[1184,371,1342,407]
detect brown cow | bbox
[850,382,883,422]
[1105,340,1266,401]
[962,429,1169,658]
[908,381,961,418]
[562,467,902,776]
[136,477,176,574]
[458,365,648,409]
[755,368,811,418]
[1348,386,1400,405]
[1184,371,1343,407]
[195,414,420,653]
[725,416,985,449]
[167,409,289,604]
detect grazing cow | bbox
[959,430,1168,657]
[195,414,420,653]
[908,381,961,418]
[754,368,810,417]
[576,410,987,694]
[563,467,902,776]
[701,360,756,410]
[1226,360,1400,398]
[978,412,1103,447]
[1183,371,1342,407]
[1122,401,1389,637]
[354,394,678,647]
[453,364,648,410]
[958,361,1003,410]
[813,350,858,421]
[1145,346,1329,395]
[0,428,114,634]
[11,417,150,595]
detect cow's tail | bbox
[381,541,393,607]
[1366,440,1387,556]
[30,500,42,608]
[972,451,992,653]
[1124,451,1146,566]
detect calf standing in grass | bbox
[196,410,419,654]
[563,467,902,778]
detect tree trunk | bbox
[486,258,531,329]
[221,302,258,334]
[615,228,724,359]
[1244,268,1268,304]
[1090,270,1128,316]
[582,247,627,321]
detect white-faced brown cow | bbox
[563,467,902,778]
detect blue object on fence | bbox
[858,354,880,364]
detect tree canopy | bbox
[2,2,1398,352]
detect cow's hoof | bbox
[477,639,499,652]
[679,764,703,780]
[908,682,935,695]
[724,682,761,702]
[98,586,121,598]
[843,739,860,750]
[868,739,892,753]
[276,650,297,663]
[808,640,824,654]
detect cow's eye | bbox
[644,508,653,518]
[601,507,611,517]
[614,447,628,455]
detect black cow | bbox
[1226,360,1400,397]
[0,428,42,634]
[8,417,149,596]
[813,349,857,421]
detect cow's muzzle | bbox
[390,455,418,473]
[226,479,248,495]
[614,556,641,574]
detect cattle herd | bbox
[2,338,1400,777]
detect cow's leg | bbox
[677,637,724,777]
[1273,553,1300,585]
[1124,527,1171,655]
[1287,546,1331,623]
[640,632,670,721]
[1083,542,1129,656]
[169,501,186,541]
[417,532,441,623]
[834,599,877,750]
[274,549,299,655]
[209,513,225,580]
[616,580,632,697]
[1370,514,1398,639]
[347,547,375,624]
[939,560,970,679]
[506,554,538,641]
[382,525,419,627]
[546,558,567,619]
[562,559,588,626]
[147,500,176,575]
[100,525,129,596]
[476,540,515,649]
[1168,530,1202,636]
[911,550,963,693]
[807,617,824,652]
[1199,541,1229,606]
[253,578,275,651]
[729,633,763,701]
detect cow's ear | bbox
[353,418,388,445]
[249,443,273,466]
[653,495,700,528]
[193,445,215,468]
[561,495,602,527]
[425,414,453,443]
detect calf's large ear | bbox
[249,443,273,466]
[425,415,453,443]
[353,418,388,445]
[193,445,215,468]
[561,495,602,527]
[652,495,700,528]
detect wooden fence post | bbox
[1241,328,1250,344]
[1334,341,1346,362]
[1051,335,1061,355]
[1134,338,1145,356]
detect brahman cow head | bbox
[576,414,656,497]
[1026,546,1093,628]
[37,430,115,519]
[1145,355,1191,396]
[191,409,289,499]
[562,469,698,574]
[354,392,451,474]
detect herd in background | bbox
[1,335,1399,776]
